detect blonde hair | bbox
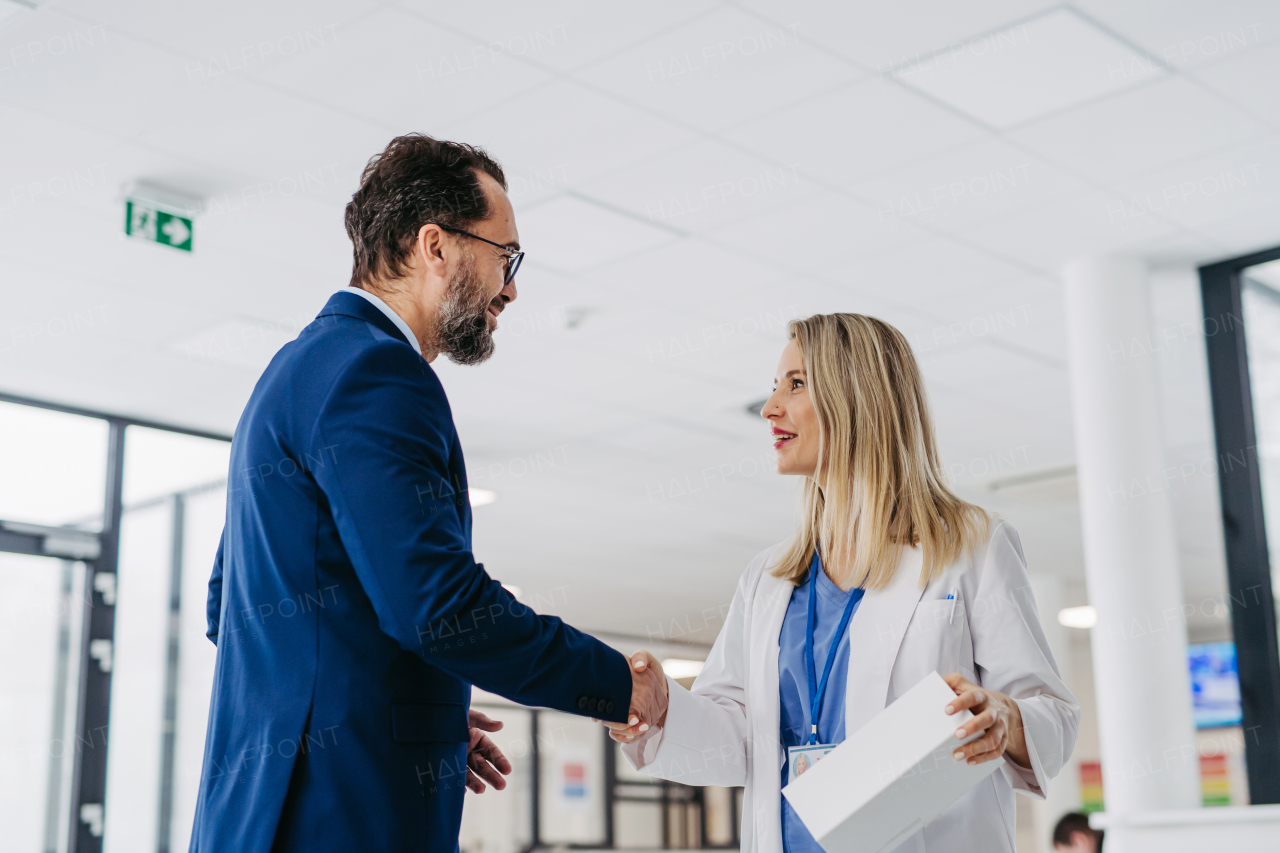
[771,313,988,590]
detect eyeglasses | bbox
[437,224,524,285]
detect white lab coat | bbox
[622,520,1079,853]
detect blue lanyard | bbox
[803,552,863,745]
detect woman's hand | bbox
[942,673,1029,768]
[601,651,668,744]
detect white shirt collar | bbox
[339,287,422,359]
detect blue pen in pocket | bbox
[947,589,958,624]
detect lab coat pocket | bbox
[892,600,970,692]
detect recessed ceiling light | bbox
[502,583,522,599]
[893,9,1167,128]
[1058,605,1097,629]
[469,488,497,507]
[661,658,704,679]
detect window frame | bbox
[1200,247,1280,804]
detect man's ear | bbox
[414,223,449,278]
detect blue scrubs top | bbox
[778,562,865,853]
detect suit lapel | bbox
[844,546,927,735]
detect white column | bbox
[1028,574,1082,852]
[1062,256,1200,814]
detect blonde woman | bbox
[607,314,1079,853]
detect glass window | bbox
[103,428,229,853]
[0,401,107,529]
[0,553,84,853]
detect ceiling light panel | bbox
[892,8,1168,128]
[582,6,861,133]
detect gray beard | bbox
[436,256,496,366]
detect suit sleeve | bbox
[971,521,1081,797]
[206,528,225,645]
[311,341,632,723]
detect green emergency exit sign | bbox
[125,199,193,252]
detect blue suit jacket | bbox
[190,291,631,853]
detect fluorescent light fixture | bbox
[661,658,705,680]
[1058,605,1097,629]
[501,583,522,599]
[469,488,497,507]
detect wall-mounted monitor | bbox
[1189,641,1242,728]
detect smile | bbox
[772,431,797,449]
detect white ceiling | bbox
[2,0,1277,643]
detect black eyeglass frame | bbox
[436,224,524,285]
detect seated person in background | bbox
[1053,812,1103,852]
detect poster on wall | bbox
[556,746,592,812]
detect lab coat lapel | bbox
[844,546,926,735]
[748,567,792,830]
[748,570,792,742]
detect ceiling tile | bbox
[516,193,680,274]
[838,236,1032,306]
[916,276,1064,363]
[49,0,381,60]
[441,79,697,186]
[576,138,819,237]
[1073,0,1280,72]
[704,188,933,281]
[580,5,861,132]
[1193,39,1280,126]
[257,6,552,130]
[895,9,1169,128]
[0,102,119,198]
[582,238,796,309]
[0,10,202,138]
[1190,204,1280,259]
[1111,134,1280,230]
[733,0,1059,73]
[399,0,719,73]
[134,79,393,189]
[1009,75,1271,183]
[848,137,1087,235]
[730,74,987,186]
[952,188,1178,272]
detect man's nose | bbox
[499,280,517,304]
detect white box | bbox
[782,671,1004,853]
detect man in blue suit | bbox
[190,135,665,852]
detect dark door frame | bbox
[1200,246,1280,804]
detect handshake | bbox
[464,652,667,795]
[600,651,669,744]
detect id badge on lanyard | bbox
[786,553,861,785]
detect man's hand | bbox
[466,709,513,793]
[603,651,668,744]
[942,672,1029,767]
